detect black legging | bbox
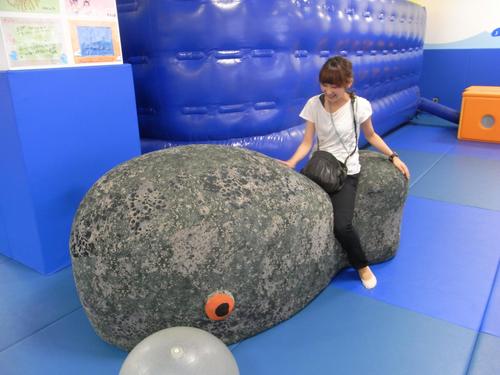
[329,173,368,270]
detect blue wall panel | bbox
[420,49,500,111]
[0,74,43,266]
[0,65,141,274]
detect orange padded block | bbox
[458,86,500,143]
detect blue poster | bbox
[77,26,114,57]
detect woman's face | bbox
[320,82,349,105]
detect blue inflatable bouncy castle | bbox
[117,0,425,162]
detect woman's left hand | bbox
[393,158,410,180]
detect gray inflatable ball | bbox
[119,327,239,375]
[71,145,337,351]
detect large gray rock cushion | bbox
[354,151,409,264]
[70,145,408,351]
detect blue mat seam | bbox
[408,194,500,214]
[230,342,241,352]
[464,260,500,375]
[478,259,500,336]
[0,306,83,353]
[408,149,451,188]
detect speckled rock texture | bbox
[321,150,408,274]
[353,150,409,264]
[70,145,338,351]
[70,146,408,351]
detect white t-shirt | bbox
[299,94,372,175]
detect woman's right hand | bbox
[279,160,297,169]
[277,121,315,171]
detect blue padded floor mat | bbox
[379,120,500,201]
[395,149,447,188]
[381,124,457,154]
[0,285,475,375]
[382,120,500,162]
[335,196,500,332]
[450,140,500,161]
[0,308,126,375]
[232,285,475,375]
[410,153,500,211]
[0,261,81,351]
[467,333,500,375]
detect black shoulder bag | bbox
[301,93,358,194]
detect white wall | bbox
[411,0,500,49]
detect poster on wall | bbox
[0,0,121,70]
[69,20,121,63]
[0,0,59,14]
[65,0,117,17]
[1,17,66,67]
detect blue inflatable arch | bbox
[117,0,426,162]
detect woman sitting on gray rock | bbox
[281,56,410,289]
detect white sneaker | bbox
[361,274,377,289]
[358,267,377,289]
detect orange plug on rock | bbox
[205,291,235,321]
